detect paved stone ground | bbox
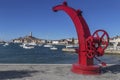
[0,64,119,80]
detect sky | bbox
[0,0,120,41]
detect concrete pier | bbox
[0,64,119,80]
[62,48,76,52]
[62,48,120,54]
[105,50,120,54]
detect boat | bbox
[21,43,35,49]
[28,42,37,46]
[44,44,52,47]
[38,44,43,47]
[19,44,23,47]
[3,43,9,47]
[50,46,58,50]
[62,44,78,52]
[65,44,78,48]
[66,45,74,48]
[62,48,76,52]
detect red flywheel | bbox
[93,29,109,50]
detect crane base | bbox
[71,63,101,75]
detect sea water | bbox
[0,43,119,64]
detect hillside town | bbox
[12,32,78,45]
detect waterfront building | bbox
[107,36,120,50]
[74,39,78,44]
[59,39,68,45]
[52,40,59,44]
[13,37,23,43]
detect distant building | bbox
[107,36,120,50]
[66,38,78,44]
[13,37,23,43]
[59,39,68,45]
[40,40,46,44]
[52,40,59,44]
[74,39,78,44]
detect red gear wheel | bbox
[86,36,96,58]
[93,29,109,50]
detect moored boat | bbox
[3,43,9,47]
[44,44,52,47]
[65,44,78,48]
[50,46,58,50]
[21,43,35,49]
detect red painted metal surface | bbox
[53,1,109,75]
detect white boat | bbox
[65,45,74,48]
[3,43,9,47]
[21,43,35,49]
[19,44,23,47]
[50,46,58,50]
[38,44,43,46]
[44,44,52,47]
[65,44,78,48]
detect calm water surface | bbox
[0,43,119,64]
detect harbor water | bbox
[0,43,120,64]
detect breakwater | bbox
[62,48,120,54]
[105,50,120,54]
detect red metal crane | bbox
[53,1,109,75]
